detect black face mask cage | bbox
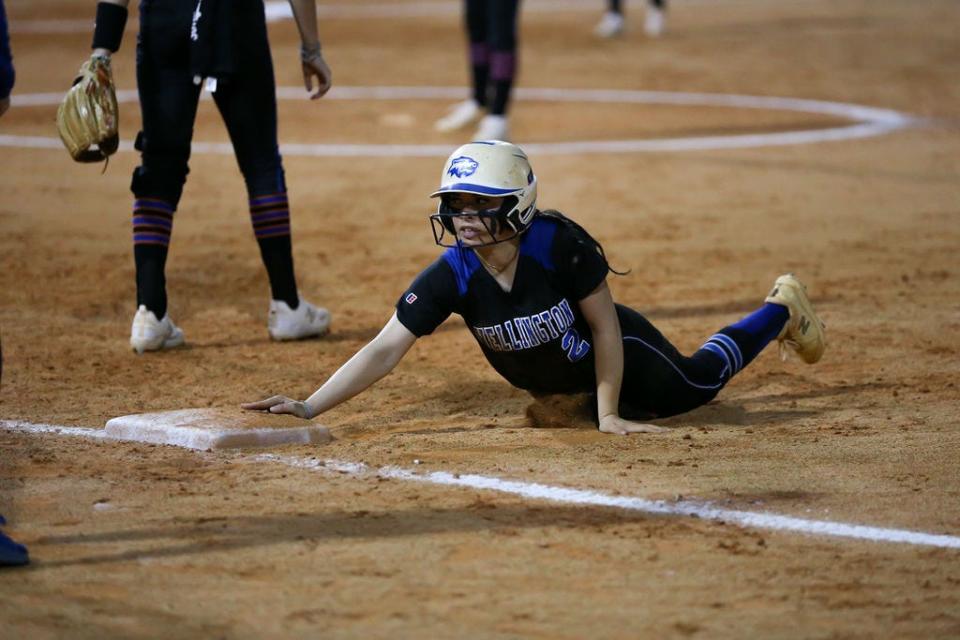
[429,195,522,248]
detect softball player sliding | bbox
[83,0,333,353]
[245,141,826,435]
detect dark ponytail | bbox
[538,209,630,276]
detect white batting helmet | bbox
[430,141,538,246]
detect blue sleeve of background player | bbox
[0,0,15,100]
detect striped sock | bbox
[132,198,174,247]
[249,192,298,308]
[132,198,175,318]
[700,333,744,382]
[700,303,789,380]
[250,192,292,240]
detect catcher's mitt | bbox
[56,55,119,164]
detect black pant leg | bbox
[616,305,728,419]
[211,0,298,306]
[465,0,490,106]
[211,0,284,196]
[488,0,520,51]
[131,0,202,317]
[487,0,520,116]
[132,0,201,205]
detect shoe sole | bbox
[269,324,331,341]
[269,316,331,341]
[766,275,826,364]
[130,331,185,354]
[595,27,624,38]
[436,120,480,133]
[435,108,482,133]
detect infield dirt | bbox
[1,1,959,638]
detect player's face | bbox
[445,194,508,245]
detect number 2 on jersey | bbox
[561,328,591,362]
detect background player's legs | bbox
[435,0,487,133]
[211,43,298,308]
[212,1,329,340]
[595,0,625,38]
[485,0,519,118]
[0,354,29,563]
[466,0,490,111]
[596,0,667,37]
[473,0,519,140]
[645,0,667,37]
[129,0,199,352]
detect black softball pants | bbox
[464,0,521,116]
[614,303,786,420]
[132,0,285,204]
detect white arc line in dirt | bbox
[3,420,959,550]
[3,86,914,156]
[11,0,786,31]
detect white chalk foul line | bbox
[2,86,914,157]
[3,420,959,550]
[0,421,112,440]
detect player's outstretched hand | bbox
[300,45,332,100]
[242,395,312,419]
[598,414,669,436]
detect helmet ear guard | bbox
[429,141,538,248]
[504,195,536,234]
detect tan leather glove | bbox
[56,54,119,164]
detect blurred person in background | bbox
[0,0,30,567]
[435,0,520,141]
[595,0,667,38]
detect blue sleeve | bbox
[0,0,14,100]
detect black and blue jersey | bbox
[397,214,609,393]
